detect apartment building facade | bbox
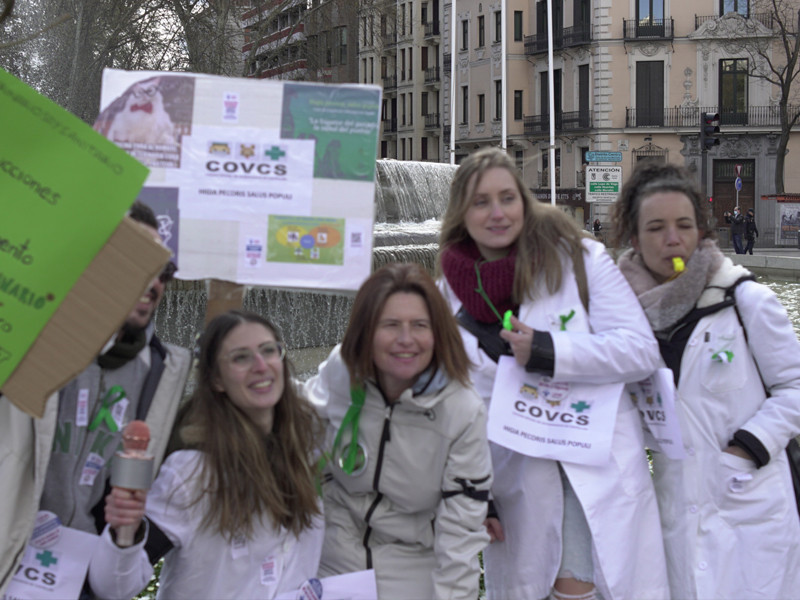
[244,1,800,240]
[368,0,799,237]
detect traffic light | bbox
[700,112,720,151]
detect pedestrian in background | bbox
[725,207,745,254]
[745,208,759,255]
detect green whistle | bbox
[503,310,513,331]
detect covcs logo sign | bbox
[205,142,288,176]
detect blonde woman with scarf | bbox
[611,161,800,600]
[437,147,669,600]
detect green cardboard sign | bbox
[0,68,149,387]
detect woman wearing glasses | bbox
[88,311,324,600]
[437,148,669,600]
[304,263,493,600]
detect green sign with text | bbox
[0,68,149,387]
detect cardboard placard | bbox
[3,218,170,417]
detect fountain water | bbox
[154,160,456,377]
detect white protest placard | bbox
[94,69,382,292]
[2,513,98,600]
[487,357,623,466]
[627,368,685,459]
[275,569,378,600]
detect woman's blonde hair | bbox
[438,147,587,302]
[177,310,321,540]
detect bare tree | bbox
[735,0,800,193]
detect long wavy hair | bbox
[341,263,471,387]
[438,147,587,303]
[177,310,320,540]
[610,161,716,248]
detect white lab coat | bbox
[652,263,800,600]
[441,239,670,600]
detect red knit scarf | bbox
[440,240,518,323]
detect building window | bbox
[362,58,367,83]
[421,91,428,116]
[478,94,485,123]
[335,26,347,65]
[720,58,749,124]
[409,93,413,125]
[369,57,374,83]
[514,11,523,41]
[495,80,502,120]
[495,11,502,42]
[400,4,406,36]
[462,20,469,50]
[542,149,561,187]
[721,0,748,16]
[635,61,664,126]
[637,0,664,22]
[408,48,413,80]
[478,16,485,47]
[422,137,428,160]
[401,94,406,126]
[400,49,405,80]
[514,90,523,120]
[462,85,469,123]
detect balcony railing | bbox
[524,111,591,134]
[382,118,397,133]
[625,105,800,128]
[382,75,397,90]
[561,110,592,131]
[623,18,674,40]
[425,113,441,129]
[524,23,591,55]
[424,21,440,37]
[424,66,440,84]
[695,12,774,30]
[538,168,561,188]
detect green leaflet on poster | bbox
[0,68,149,387]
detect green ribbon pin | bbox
[559,309,576,331]
[331,385,367,475]
[711,350,734,363]
[88,385,126,432]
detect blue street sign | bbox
[585,151,622,162]
[735,177,743,191]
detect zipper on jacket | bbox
[372,404,394,490]
[361,403,395,570]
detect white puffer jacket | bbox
[304,346,492,600]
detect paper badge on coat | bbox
[487,357,622,466]
[627,368,686,459]
[2,512,98,600]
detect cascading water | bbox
[154,160,457,377]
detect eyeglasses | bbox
[159,261,177,284]
[224,342,286,371]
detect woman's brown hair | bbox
[610,160,715,248]
[178,310,320,540]
[340,263,470,387]
[438,147,587,303]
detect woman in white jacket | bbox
[612,161,800,600]
[304,263,492,600]
[437,148,669,600]
[88,311,324,599]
